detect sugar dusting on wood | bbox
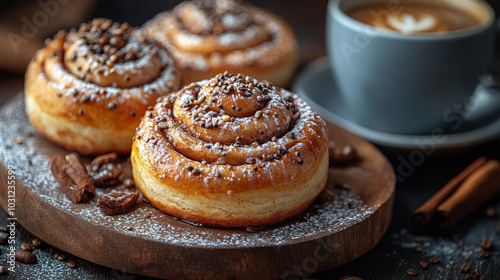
[1,96,373,249]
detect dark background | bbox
[1,0,500,76]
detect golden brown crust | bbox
[25,18,182,154]
[131,72,329,228]
[143,0,298,87]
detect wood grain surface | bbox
[0,94,394,280]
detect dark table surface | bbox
[1,1,500,279]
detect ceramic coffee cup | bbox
[327,0,495,134]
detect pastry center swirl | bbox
[175,0,253,34]
[150,72,304,165]
[173,72,294,145]
[169,0,270,54]
[58,18,166,88]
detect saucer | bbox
[292,57,500,150]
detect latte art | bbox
[387,13,445,33]
[347,1,483,34]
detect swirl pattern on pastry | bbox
[25,18,182,154]
[143,0,298,87]
[131,72,329,228]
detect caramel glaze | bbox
[25,18,182,154]
[131,72,329,227]
[143,0,298,87]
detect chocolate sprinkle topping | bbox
[108,101,117,110]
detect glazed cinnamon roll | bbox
[143,0,298,88]
[131,72,329,228]
[25,18,182,154]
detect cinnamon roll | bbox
[25,18,182,154]
[131,72,329,228]
[143,0,298,88]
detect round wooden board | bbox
[0,94,395,280]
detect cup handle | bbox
[459,20,500,130]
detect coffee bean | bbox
[420,261,428,269]
[66,261,77,268]
[414,246,423,253]
[15,250,37,264]
[429,257,440,264]
[480,251,490,258]
[31,238,42,247]
[406,268,418,276]
[481,240,492,250]
[329,144,357,166]
[57,254,66,261]
[460,264,470,273]
[0,266,5,275]
[21,243,33,251]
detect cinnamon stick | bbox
[65,153,95,196]
[410,157,488,230]
[436,159,500,230]
[50,153,95,203]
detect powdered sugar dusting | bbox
[1,96,374,248]
[392,228,500,261]
[7,250,96,280]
